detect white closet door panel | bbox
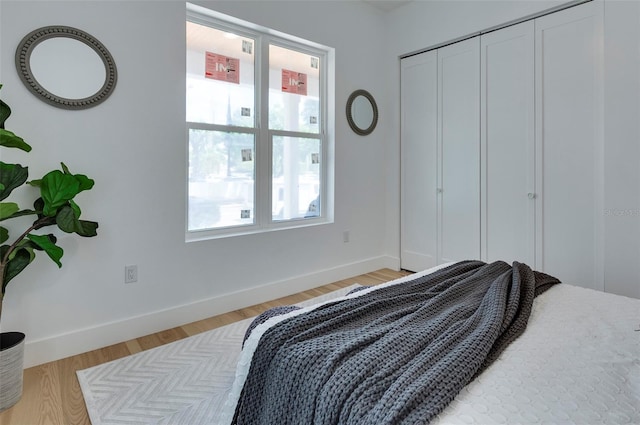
[480,21,535,265]
[400,52,438,271]
[535,2,604,290]
[602,0,640,298]
[438,37,481,263]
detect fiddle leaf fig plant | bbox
[0,84,99,321]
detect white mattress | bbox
[225,264,640,424]
[435,282,640,424]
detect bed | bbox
[220,261,640,424]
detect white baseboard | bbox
[24,255,397,368]
[380,255,401,271]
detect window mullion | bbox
[187,122,257,135]
[255,35,272,228]
[269,129,322,140]
[319,53,335,217]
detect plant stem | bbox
[1,223,38,267]
[0,216,55,281]
[0,216,54,323]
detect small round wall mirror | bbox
[346,89,378,136]
[15,26,117,110]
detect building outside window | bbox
[186,5,334,239]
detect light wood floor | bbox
[0,268,410,425]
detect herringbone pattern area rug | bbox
[77,286,358,425]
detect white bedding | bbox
[435,282,640,425]
[224,263,640,424]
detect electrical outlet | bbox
[125,265,138,283]
[343,230,350,243]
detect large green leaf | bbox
[0,226,7,244]
[0,208,37,222]
[0,202,18,219]
[15,234,56,254]
[69,200,81,218]
[74,220,99,237]
[55,205,76,233]
[38,170,81,217]
[34,166,95,217]
[60,164,94,192]
[0,88,10,129]
[33,197,44,212]
[0,162,28,201]
[32,197,48,221]
[0,84,7,126]
[2,248,32,293]
[8,239,36,262]
[0,203,35,223]
[26,233,63,267]
[74,174,95,192]
[0,128,32,152]
[56,205,98,237]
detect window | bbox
[186,5,334,239]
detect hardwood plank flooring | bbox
[0,268,411,425]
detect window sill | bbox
[185,217,334,242]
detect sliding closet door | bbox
[400,51,438,271]
[535,2,604,290]
[438,38,481,263]
[480,21,535,265]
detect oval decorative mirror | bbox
[346,89,378,136]
[15,26,117,110]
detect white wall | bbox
[0,0,394,367]
[384,0,640,298]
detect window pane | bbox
[269,45,320,133]
[187,21,255,127]
[188,129,255,230]
[272,136,321,220]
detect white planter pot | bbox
[0,332,25,412]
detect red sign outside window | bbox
[281,69,307,96]
[205,52,240,84]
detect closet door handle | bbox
[437,188,443,194]
[527,193,536,199]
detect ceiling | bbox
[363,0,413,12]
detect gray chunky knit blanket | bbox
[232,260,560,425]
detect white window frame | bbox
[186,4,335,241]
